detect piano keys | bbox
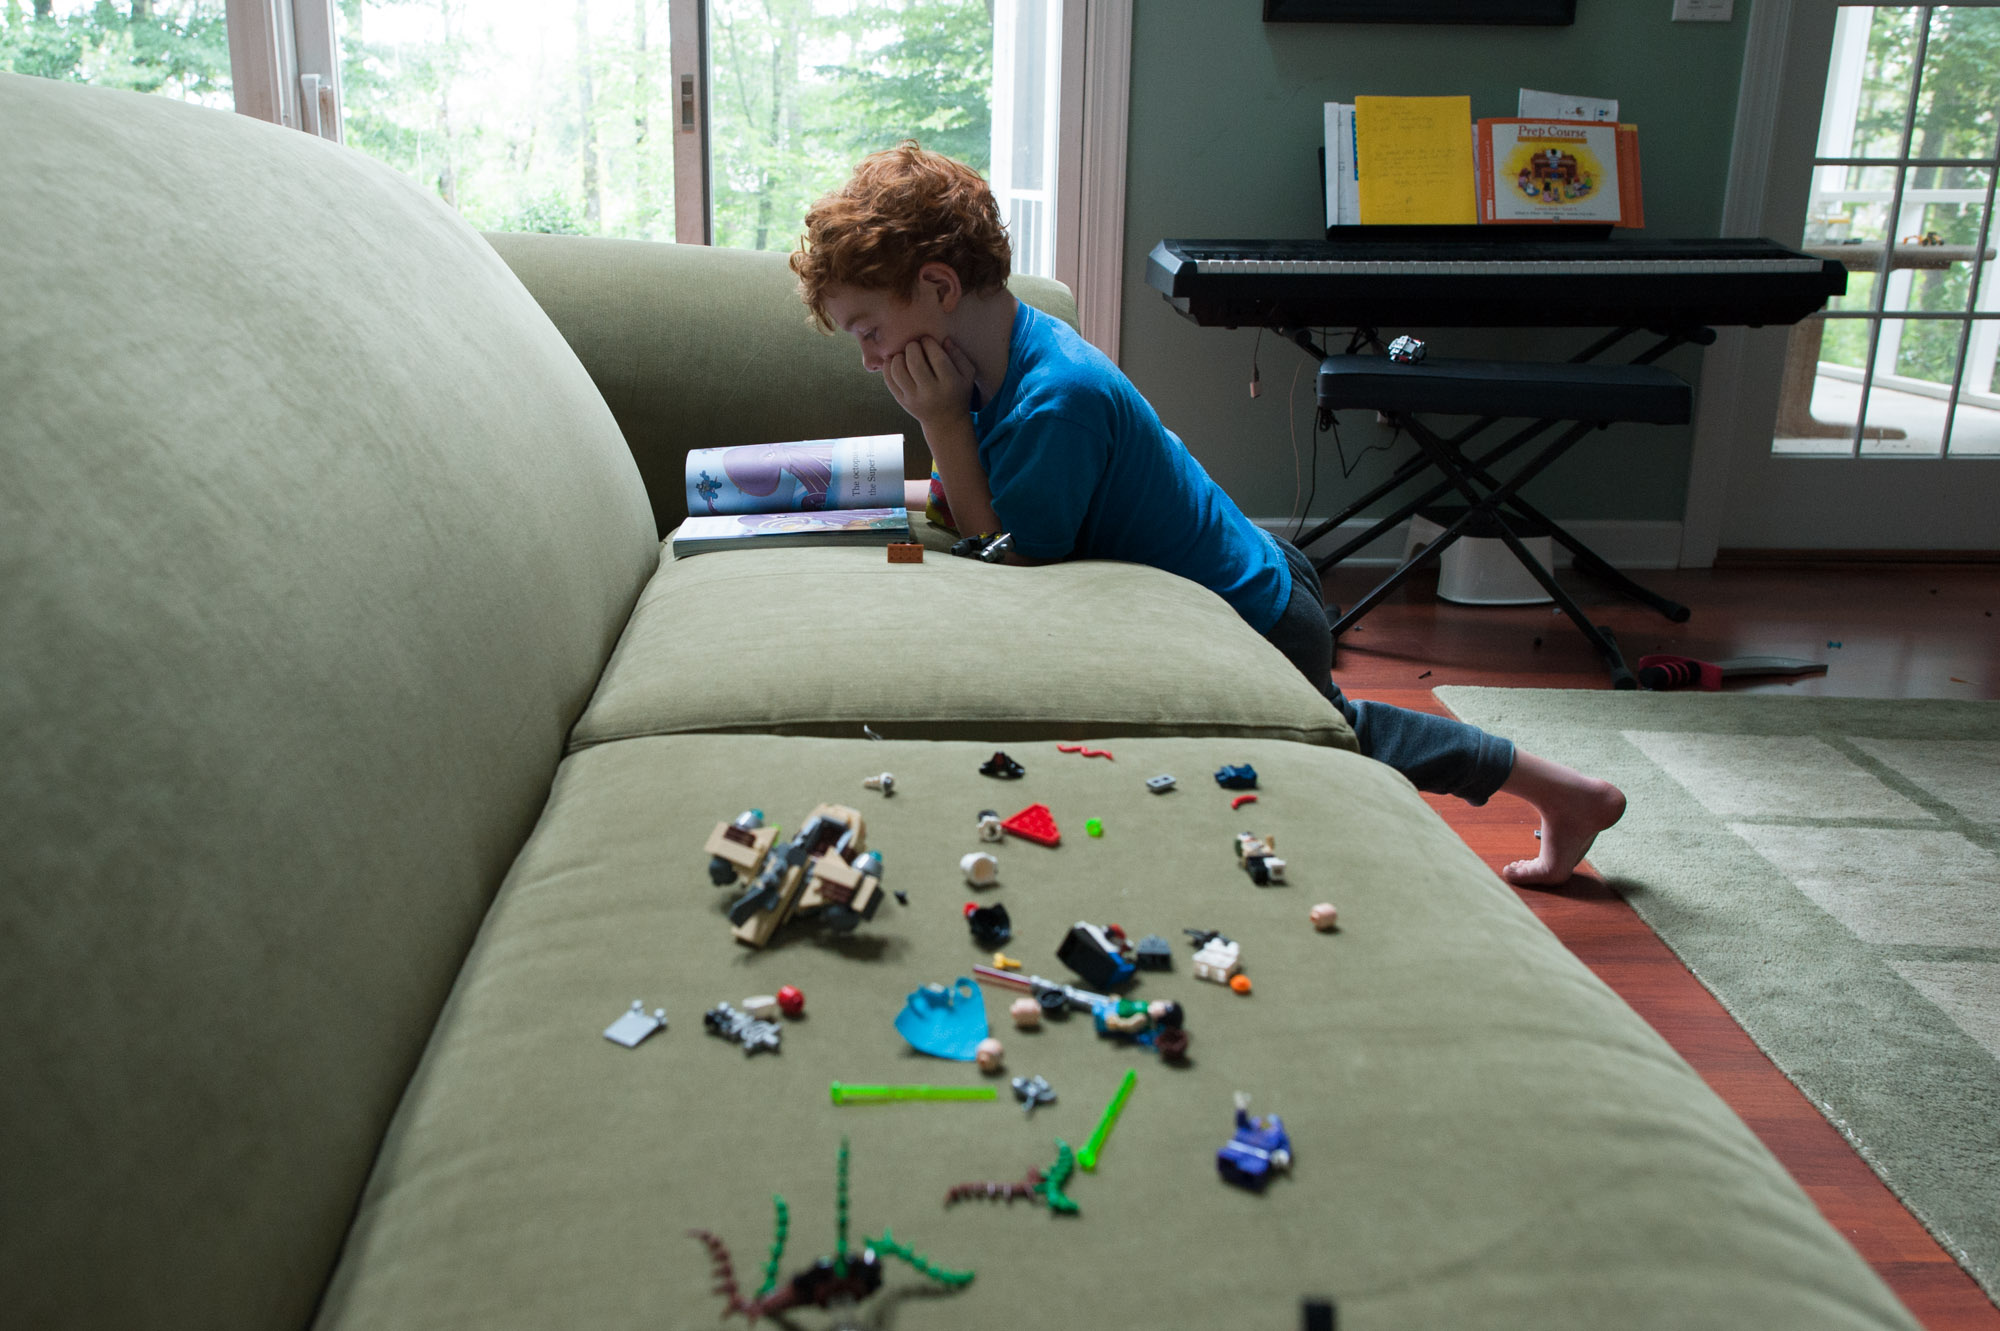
[1146,237,1847,331]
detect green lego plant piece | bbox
[867,1229,975,1287]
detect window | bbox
[1785,4,2000,458]
[1,1,233,108]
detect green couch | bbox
[1,73,1921,1331]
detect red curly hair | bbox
[791,141,1012,330]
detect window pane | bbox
[338,0,676,239]
[1807,164,1896,314]
[1862,317,1955,456]
[1913,8,2000,162]
[1829,6,1920,160]
[1884,165,1990,314]
[706,0,993,254]
[0,1,230,107]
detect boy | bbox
[790,142,1624,886]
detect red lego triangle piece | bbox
[1001,802,1061,847]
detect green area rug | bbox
[1436,687,2000,1305]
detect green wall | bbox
[1118,1,1756,535]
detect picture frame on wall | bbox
[1264,0,1575,23]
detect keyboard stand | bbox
[1299,330,1700,690]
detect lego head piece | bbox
[791,141,1013,330]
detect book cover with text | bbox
[1477,119,1638,225]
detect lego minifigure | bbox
[1216,1092,1292,1191]
[1235,831,1286,885]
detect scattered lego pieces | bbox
[1009,997,1042,1029]
[1230,793,1258,810]
[743,994,782,1020]
[975,808,1004,842]
[886,541,924,563]
[960,850,999,887]
[862,772,895,795]
[980,751,1025,779]
[704,1002,781,1054]
[1235,831,1286,885]
[777,985,806,1018]
[1093,999,1186,1058]
[975,1037,1005,1074]
[1217,1091,1291,1191]
[1145,774,1177,794]
[705,809,775,886]
[1229,974,1253,995]
[1214,763,1258,790]
[1309,902,1340,932]
[895,977,990,1061]
[992,952,1022,970]
[1192,935,1242,984]
[1133,934,1173,970]
[1058,921,1136,990]
[1012,1074,1057,1115]
[1085,818,1104,838]
[604,1000,667,1048]
[1001,802,1061,847]
[1078,1068,1138,1172]
[945,1173,1043,1207]
[966,901,1012,946]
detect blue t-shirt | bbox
[973,302,1290,632]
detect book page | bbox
[1355,95,1476,226]
[684,432,904,516]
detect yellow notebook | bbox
[1355,95,1477,225]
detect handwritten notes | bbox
[1355,95,1476,226]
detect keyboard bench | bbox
[1312,354,1695,690]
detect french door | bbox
[1687,0,2000,556]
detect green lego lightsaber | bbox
[1078,1067,1137,1172]
[828,1081,998,1105]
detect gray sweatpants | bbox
[1263,535,1515,805]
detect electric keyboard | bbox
[1146,237,1847,330]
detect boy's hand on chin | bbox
[884,336,977,428]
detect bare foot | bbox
[1493,749,1627,887]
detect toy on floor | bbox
[691,1138,974,1323]
[1217,1091,1292,1191]
[703,803,885,949]
[980,752,1025,779]
[961,850,999,886]
[1309,902,1340,932]
[1636,653,1829,692]
[965,901,1012,946]
[827,1082,996,1105]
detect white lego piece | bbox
[1192,937,1243,984]
[960,850,999,887]
[742,994,781,1020]
[604,1001,667,1048]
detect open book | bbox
[670,433,911,558]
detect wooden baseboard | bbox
[1716,547,2000,566]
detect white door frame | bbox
[226,0,342,142]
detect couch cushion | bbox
[0,75,657,1331]
[570,527,1356,750]
[314,733,1916,1330]
[486,232,1079,538]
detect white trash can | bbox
[1404,510,1555,607]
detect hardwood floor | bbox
[1318,557,2000,1330]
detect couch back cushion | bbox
[485,232,1079,536]
[0,75,658,1330]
